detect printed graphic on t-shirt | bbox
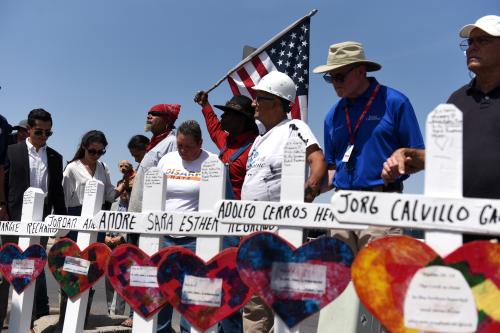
[247,150,260,170]
[164,168,201,181]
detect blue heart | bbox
[236,232,354,328]
[0,244,47,294]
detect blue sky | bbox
[0,1,497,203]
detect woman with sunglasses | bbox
[62,130,123,235]
[59,130,124,328]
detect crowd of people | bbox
[0,13,498,333]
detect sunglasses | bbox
[323,66,357,84]
[255,95,275,103]
[460,36,500,51]
[86,148,106,156]
[33,129,53,137]
[148,111,164,117]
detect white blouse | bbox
[62,160,116,208]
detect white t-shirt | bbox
[157,149,215,212]
[63,160,115,208]
[241,118,320,202]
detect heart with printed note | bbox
[236,232,354,328]
[0,243,47,294]
[48,239,111,299]
[157,247,253,332]
[106,244,175,319]
[352,236,500,333]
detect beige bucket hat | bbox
[313,41,382,74]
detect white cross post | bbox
[8,188,46,333]
[188,156,226,333]
[62,179,104,333]
[423,104,463,255]
[133,167,166,333]
[0,190,60,333]
[275,137,306,333]
[329,104,473,333]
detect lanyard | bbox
[344,84,381,145]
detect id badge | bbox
[342,145,354,163]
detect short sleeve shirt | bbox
[448,80,500,199]
[241,119,319,202]
[324,78,424,189]
[157,149,215,212]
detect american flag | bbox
[223,14,313,122]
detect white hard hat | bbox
[252,71,296,102]
[460,15,500,38]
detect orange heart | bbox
[352,236,500,333]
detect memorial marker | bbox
[62,180,104,333]
[337,104,491,332]
[132,167,166,333]
[190,156,226,333]
[7,188,45,333]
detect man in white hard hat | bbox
[382,15,500,242]
[240,71,326,332]
[242,71,325,203]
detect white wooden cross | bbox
[330,104,486,332]
[0,188,59,333]
[61,179,105,333]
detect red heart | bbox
[157,247,253,332]
[106,244,174,319]
[352,236,500,333]
[0,243,47,294]
[48,239,111,300]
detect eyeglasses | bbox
[86,148,106,156]
[460,36,500,50]
[33,129,53,137]
[254,96,275,103]
[323,66,357,84]
[148,111,164,117]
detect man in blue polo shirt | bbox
[314,41,424,251]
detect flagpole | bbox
[205,9,318,94]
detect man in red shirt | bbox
[194,91,258,333]
[194,92,258,200]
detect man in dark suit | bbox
[0,108,67,327]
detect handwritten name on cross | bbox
[333,104,471,251]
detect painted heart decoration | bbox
[236,232,354,328]
[106,244,174,319]
[352,236,500,333]
[0,243,47,294]
[48,239,111,300]
[157,247,253,332]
